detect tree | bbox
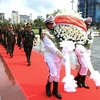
[0,19,10,26]
[33,16,45,28]
[52,9,61,16]
[46,9,61,17]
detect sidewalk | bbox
[94,32,100,36]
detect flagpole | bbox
[71,0,74,10]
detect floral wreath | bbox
[52,9,88,48]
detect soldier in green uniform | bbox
[22,23,36,66]
[2,24,9,49]
[39,25,42,39]
[6,24,16,58]
[22,24,27,52]
[0,25,2,44]
[15,24,23,49]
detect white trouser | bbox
[77,55,89,75]
[46,62,62,82]
[75,45,91,76]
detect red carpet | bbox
[0,44,100,100]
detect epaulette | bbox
[41,30,53,41]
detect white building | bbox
[20,15,30,24]
[11,11,20,24]
[11,11,33,24]
[0,13,5,21]
[29,13,32,20]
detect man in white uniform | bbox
[42,16,63,99]
[74,17,93,89]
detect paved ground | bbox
[33,36,100,71]
[91,37,100,71]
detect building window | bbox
[98,5,100,9]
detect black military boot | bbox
[10,53,13,58]
[7,51,9,54]
[81,75,90,89]
[20,46,21,50]
[27,59,31,66]
[74,73,83,87]
[45,81,51,97]
[52,81,62,99]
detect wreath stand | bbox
[60,41,77,92]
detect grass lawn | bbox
[33,29,39,34]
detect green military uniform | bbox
[0,25,2,44]
[22,24,27,52]
[7,24,16,57]
[22,23,36,66]
[3,24,9,49]
[15,24,23,49]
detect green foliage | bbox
[83,40,92,49]
[0,19,10,26]
[83,32,94,49]
[46,9,61,17]
[33,16,45,28]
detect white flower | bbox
[60,38,62,41]
[53,13,87,47]
[63,36,66,39]
[57,35,59,38]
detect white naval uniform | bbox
[42,29,62,82]
[76,29,94,75]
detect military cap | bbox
[44,15,54,24]
[9,24,13,28]
[6,24,9,27]
[18,24,21,27]
[23,24,27,27]
[84,17,92,25]
[26,23,31,27]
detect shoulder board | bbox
[41,30,53,41]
